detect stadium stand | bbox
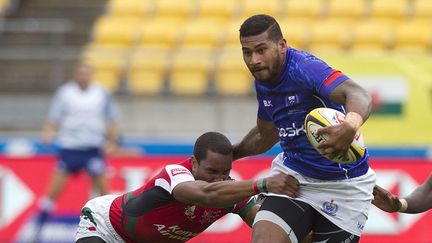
[2,0,432,95]
[169,47,213,96]
[126,47,170,95]
[214,47,253,96]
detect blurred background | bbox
[0,0,431,242]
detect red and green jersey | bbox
[109,159,255,242]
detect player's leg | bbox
[312,210,360,243]
[252,196,314,243]
[76,195,120,243]
[46,170,71,200]
[86,149,109,196]
[90,173,108,196]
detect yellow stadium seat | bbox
[413,0,432,20]
[278,18,312,50]
[222,21,244,48]
[284,0,324,19]
[349,21,393,52]
[153,0,195,19]
[308,20,352,53]
[92,16,142,48]
[178,20,224,50]
[127,47,170,95]
[393,20,432,53]
[214,47,253,96]
[82,46,127,92]
[196,0,239,22]
[369,0,409,20]
[107,0,154,18]
[169,48,213,95]
[326,0,366,19]
[240,0,281,19]
[138,17,184,49]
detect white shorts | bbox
[75,194,125,243]
[255,153,376,237]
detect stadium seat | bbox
[92,16,142,49]
[178,19,224,50]
[349,21,393,52]
[393,20,432,53]
[107,0,154,18]
[278,18,312,50]
[82,46,127,92]
[137,17,184,49]
[195,0,239,23]
[153,0,196,19]
[283,0,324,19]
[412,0,432,20]
[214,47,253,96]
[169,47,213,95]
[308,20,352,53]
[222,20,244,48]
[240,0,281,19]
[369,0,409,20]
[127,47,169,95]
[326,0,367,19]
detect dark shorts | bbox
[58,148,106,176]
[256,196,360,243]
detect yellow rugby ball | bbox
[304,107,365,164]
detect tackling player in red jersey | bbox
[75,132,300,243]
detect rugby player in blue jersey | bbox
[233,14,376,243]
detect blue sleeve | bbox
[292,53,349,99]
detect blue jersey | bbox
[255,48,369,180]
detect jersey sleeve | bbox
[231,195,258,219]
[155,165,195,194]
[292,52,350,99]
[255,87,272,121]
[47,87,65,123]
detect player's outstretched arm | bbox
[373,174,432,214]
[232,118,279,160]
[172,173,299,208]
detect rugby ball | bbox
[304,108,365,164]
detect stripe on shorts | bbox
[253,210,298,243]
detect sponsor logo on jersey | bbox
[322,200,338,216]
[285,95,298,106]
[263,100,273,107]
[154,224,199,241]
[278,123,305,138]
[170,168,192,177]
[199,210,223,225]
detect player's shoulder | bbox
[162,164,193,178]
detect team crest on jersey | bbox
[285,95,299,106]
[322,200,338,216]
[185,205,196,220]
[170,168,191,177]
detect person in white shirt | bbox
[36,61,120,230]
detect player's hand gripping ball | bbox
[304,108,365,164]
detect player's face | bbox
[74,63,93,89]
[240,31,287,85]
[192,150,232,183]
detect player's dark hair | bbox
[193,132,233,162]
[239,14,283,42]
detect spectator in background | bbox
[37,60,120,226]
